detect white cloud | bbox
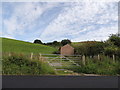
[40,2,118,42]
[4,17,17,35]
[2,0,120,2]
[1,34,16,39]
[2,2,59,38]
[73,25,118,41]
[0,2,2,34]
[2,2,118,42]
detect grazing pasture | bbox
[1,38,57,75]
[1,37,120,75]
[2,38,57,54]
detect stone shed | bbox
[60,44,74,56]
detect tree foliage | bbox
[108,34,120,47]
[45,41,61,47]
[104,46,118,56]
[104,34,120,57]
[75,42,105,56]
[61,39,71,46]
[34,39,42,44]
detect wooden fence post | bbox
[113,54,115,62]
[90,56,92,58]
[39,53,42,61]
[98,54,100,60]
[8,52,11,56]
[30,52,33,59]
[82,55,86,65]
[60,54,63,63]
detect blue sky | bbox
[1,1,118,43]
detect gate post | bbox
[30,52,33,59]
[39,53,43,62]
[60,54,63,63]
[8,52,11,56]
[98,54,100,60]
[112,54,115,62]
[82,55,86,65]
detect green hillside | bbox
[2,38,57,54]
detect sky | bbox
[1,0,119,43]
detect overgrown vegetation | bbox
[2,54,56,75]
[69,34,120,75]
[72,35,120,58]
[74,41,105,56]
[67,55,120,75]
[1,34,120,75]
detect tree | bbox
[104,47,116,56]
[53,41,58,45]
[61,39,71,46]
[52,41,61,46]
[33,39,42,44]
[74,42,105,56]
[108,34,120,47]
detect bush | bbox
[53,51,60,54]
[45,41,61,47]
[2,55,56,75]
[108,34,120,47]
[74,42,105,56]
[104,46,120,59]
[34,39,42,44]
[70,56,120,75]
[104,46,117,56]
[61,39,71,46]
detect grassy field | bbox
[1,38,120,75]
[1,38,57,75]
[2,38,57,54]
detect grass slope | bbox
[2,38,56,54]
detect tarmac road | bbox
[2,75,119,88]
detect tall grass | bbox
[69,55,120,75]
[2,54,56,75]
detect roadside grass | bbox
[56,69,74,75]
[70,56,120,75]
[2,54,56,75]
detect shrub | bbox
[53,51,60,54]
[61,39,71,46]
[70,55,120,75]
[2,55,56,75]
[108,34,120,47]
[74,42,105,56]
[34,39,42,44]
